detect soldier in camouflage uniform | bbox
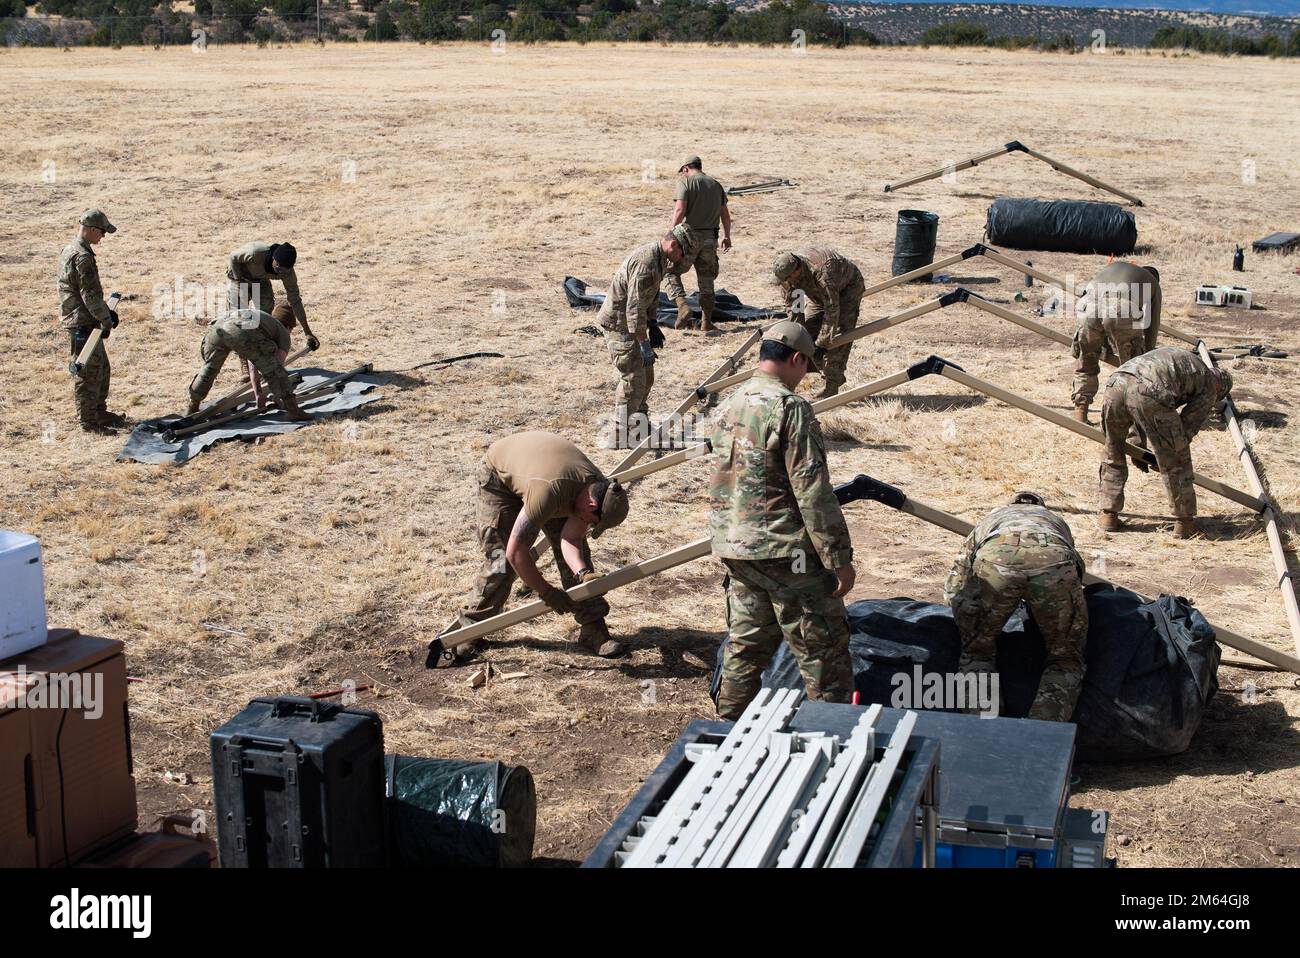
[456,430,631,661]
[186,308,309,420]
[663,156,732,333]
[771,248,866,399]
[944,492,1088,722]
[58,209,125,433]
[708,320,857,720]
[1070,261,1162,423]
[226,241,321,353]
[1098,346,1232,539]
[597,234,684,448]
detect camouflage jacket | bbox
[227,242,307,327]
[780,247,863,342]
[953,504,1083,580]
[600,241,667,338]
[707,371,853,569]
[58,238,111,331]
[1108,346,1217,440]
[1075,261,1161,353]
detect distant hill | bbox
[810,2,1300,43]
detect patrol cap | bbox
[679,155,702,172]
[590,478,629,539]
[670,223,695,257]
[762,320,820,373]
[270,242,297,269]
[771,252,800,284]
[80,209,116,234]
[1012,491,1045,506]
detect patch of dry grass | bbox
[1,42,1298,866]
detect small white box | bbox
[0,531,48,661]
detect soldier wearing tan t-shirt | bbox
[456,431,631,660]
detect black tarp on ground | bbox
[384,756,536,867]
[985,197,1137,255]
[710,584,1220,761]
[118,368,385,465]
[562,276,784,329]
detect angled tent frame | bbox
[883,140,1144,207]
[862,243,1199,348]
[428,474,1299,676]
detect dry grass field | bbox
[2,41,1298,867]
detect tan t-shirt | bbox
[487,431,602,525]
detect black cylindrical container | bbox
[891,209,940,279]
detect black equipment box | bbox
[210,696,386,868]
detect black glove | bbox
[100,324,111,340]
[814,346,827,366]
[109,309,119,328]
[1130,455,1151,474]
[306,335,320,352]
[640,340,656,367]
[539,584,576,615]
[647,320,665,350]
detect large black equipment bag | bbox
[210,696,386,867]
[712,585,1219,761]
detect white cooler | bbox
[0,531,47,660]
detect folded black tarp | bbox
[985,197,1137,255]
[563,276,784,329]
[118,368,385,466]
[385,756,536,867]
[710,584,1220,762]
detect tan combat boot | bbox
[1072,405,1089,424]
[674,296,693,328]
[1098,510,1123,532]
[579,621,626,658]
[279,393,311,422]
[1173,516,1200,539]
[815,381,842,400]
[699,309,716,334]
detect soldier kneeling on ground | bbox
[454,430,631,662]
[186,307,310,420]
[944,492,1088,723]
[1097,346,1232,539]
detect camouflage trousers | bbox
[716,557,854,721]
[800,275,865,391]
[1071,320,1147,408]
[601,326,654,426]
[663,230,719,318]
[944,536,1088,722]
[188,319,293,406]
[459,461,609,627]
[1099,374,1197,518]
[68,328,110,425]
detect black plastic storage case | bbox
[210,696,386,867]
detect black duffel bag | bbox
[985,197,1137,255]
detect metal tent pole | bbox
[1195,341,1300,657]
[832,473,1300,676]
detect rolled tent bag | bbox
[985,197,1137,255]
[385,756,537,867]
[891,209,940,277]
